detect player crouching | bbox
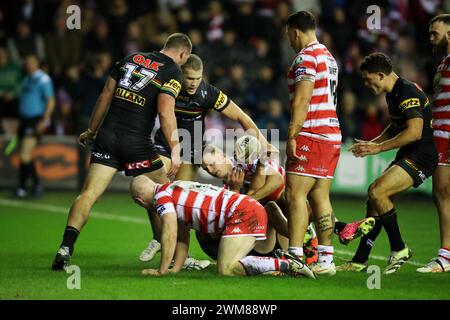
[130,176,315,278]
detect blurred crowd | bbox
[0,0,449,143]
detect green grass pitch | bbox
[0,191,448,300]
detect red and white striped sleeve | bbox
[293,51,317,83]
[154,188,175,217]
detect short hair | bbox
[181,54,203,71]
[430,14,450,25]
[286,11,316,32]
[360,52,393,74]
[203,143,222,156]
[163,33,192,52]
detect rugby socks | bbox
[288,246,303,261]
[438,247,450,266]
[334,221,347,234]
[18,162,27,189]
[29,160,39,188]
[18,161,39,189]
[380,208,405,252]
[317,245,334,265]
[309,223,317,238]
[239,256,289,275]
[61,226,80,255]
[353,217,382,263]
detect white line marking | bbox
[0,198,426,267]
[0,198,147,225]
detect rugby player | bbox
[339,53,438,274]
[130,176,315,278]
[284,11,341,276]
[51,33,192,270]
[139,54,277,263]
[200,140,375,265]
[417,14,450,273]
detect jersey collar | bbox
[304,41,319,49]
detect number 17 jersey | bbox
[287,41,341,144]
[104,51,183,136]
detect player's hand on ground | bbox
[349,139,382,157]
[141,268,163,276]
[77,129,96,147]
[286,138,301,160]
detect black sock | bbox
[380,208,405,252]
[353,217,382,263]
[334,221,347,234]
[29,160,39,188]
[19,162,28,189]
[61,226,80,255]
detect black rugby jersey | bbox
[156,79,230,137]
[386,77,433,153]
[103,51,182,135]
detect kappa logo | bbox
[300,145,310,152]
[298,155,308,162]
[231,227,242,234]
[295,165,305,172]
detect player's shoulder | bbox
[397,78,425,98]
[395,78,427,110]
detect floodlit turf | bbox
[0,191,448,300]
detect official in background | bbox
[15,54,55,198]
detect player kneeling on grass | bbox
[130,176,315,278]
[201,139,376,271]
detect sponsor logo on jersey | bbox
[312,165,327,173]
[115,88,146,106]
[399,98,420,112]
[132,54,164,71]
[295,67,307,77]
[163,79,182,95]
[214,91,228,110]
[156,204,166,215]
[328,66,338,75]
[126,159,150,170]
[433,73,442,93]
[295,55,303,64]
[329,118,339,124]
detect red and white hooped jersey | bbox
[432,53,450,139]
[154,180,246,235]
[232,158,285,202]
[288,41,341,144]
